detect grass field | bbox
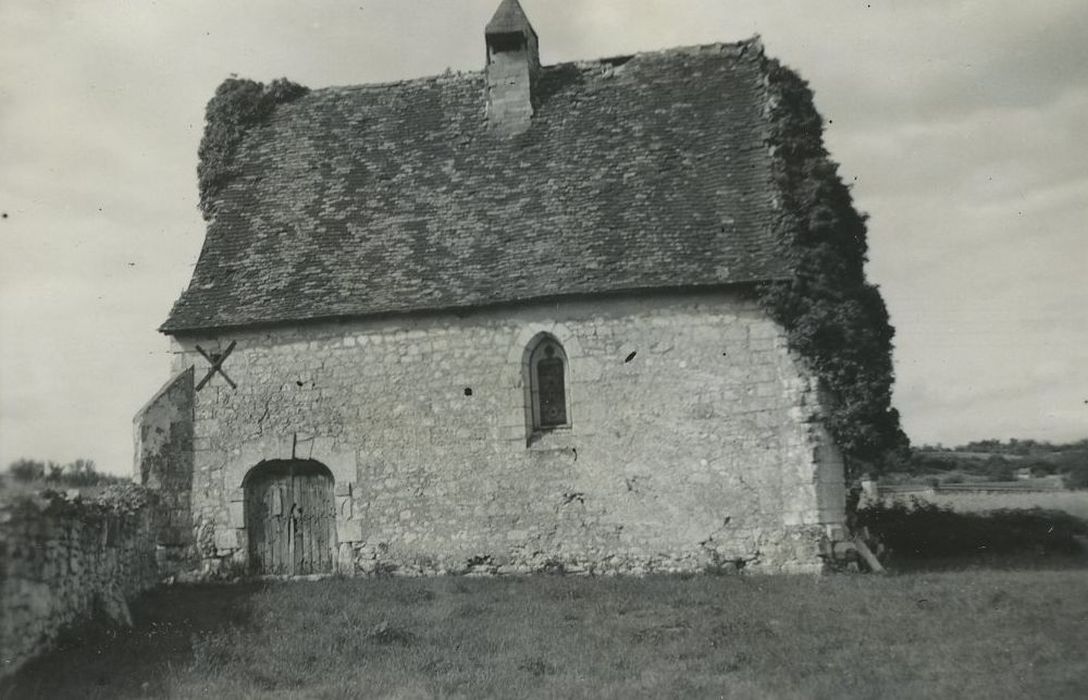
[911,490,1088,519]
[5,567,1088,699]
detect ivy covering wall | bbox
[197,77,309,220]
[761,59,909,476]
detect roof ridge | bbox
[310,35,764,95]
[588,35,763,65]
[317,71,485,94]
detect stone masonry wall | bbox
[0,489,159,680]
[170,289,845,576]
[133,367,195,573]
[486,35,538,133]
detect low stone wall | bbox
[0,486,160,680]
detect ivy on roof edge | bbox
[197,77,310,220]
[759,59,909,478]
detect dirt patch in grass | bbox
[4,572,1088,698]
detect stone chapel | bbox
[135,0,856,576]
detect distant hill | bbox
[920,438,1088,458]
[891,439,1088,488]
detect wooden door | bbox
[245,460,335,575]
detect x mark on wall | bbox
[195,340,237,391]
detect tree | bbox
[7,458,46,482]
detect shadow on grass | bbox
[1,582,262,700]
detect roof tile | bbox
[162,39,787,333]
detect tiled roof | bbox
[162,38,789,333]
[486,0,535,37]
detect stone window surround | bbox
[526,333,570,431]
[509,324,582,448]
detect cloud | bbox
[1,0,1085,473]
[785,0,1088,125]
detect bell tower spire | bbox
[485,0,540,134]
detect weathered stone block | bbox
[338,519,364,543]
[337,543,356,573]
[213,528,239,554]
[228,501,245,528]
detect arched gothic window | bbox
[528,336,569,431]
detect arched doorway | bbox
[244,460,335,575]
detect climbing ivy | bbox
[196,77,309,220]
[760,59,909,477]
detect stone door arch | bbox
[244,459,335,575]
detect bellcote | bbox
[485,0,539,134]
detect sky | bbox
[1,0,1085,476]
